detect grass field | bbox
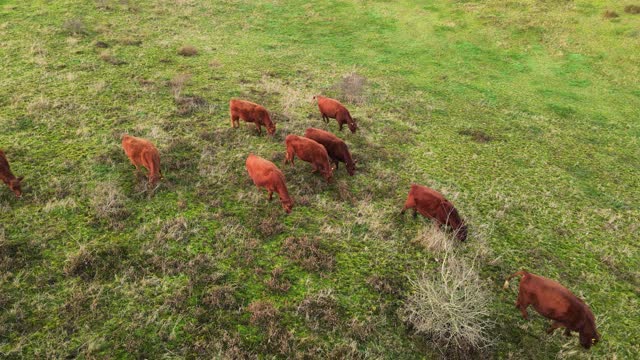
[1,0,639,358]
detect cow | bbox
[0,149,23,198]
[121,135,162,187]
[400,184,468,241]
[503,270,600,349]
[313,95,357,134]
[246,154,293,213]
[284,135,334,183]
[229,99,275,136]
[304,127,356,176]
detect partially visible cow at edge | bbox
[400,184,468,241]
[304,127,356,176]
[313,95,357,134]
[0,149,23,198]
[121,135,163,187]
[229,99,275,136]
[246,153,293,213]
[503,270,600,349]
[284,134,334,183]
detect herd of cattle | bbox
[1,96,600,349]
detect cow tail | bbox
[503,270,527,290]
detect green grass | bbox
[1,0,639,358]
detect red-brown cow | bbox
[304,127,356,176]
[503,270,600,349]
[121,135,162,187]
[400,184,468,241]
[0,149,23,198]
[246,153,293,213]
[284,135,334,183]
[229,99,275,135]
[313,95,357,134]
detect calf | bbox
[246,154,293,213]
[304,127,356,176]
[121,135,162,187]
[503,270,600,349]
[229,99,275,135]
[284,135,334,182]
[313,95,357,134]
[400,184,468,241]
[0,150,23,198]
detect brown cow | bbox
[0,149,23,198]
[284,135,334,183]
[229,99,275,135]
[121,135,162,187]
[246,153,293,213]
[503,270,600,349]
[313,95,357,134]
[304,127,356,176]
[400,184,468,241]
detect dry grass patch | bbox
[203,285,237,310]
[266,267,291,293]
[281,236,335,272]
[410,226,457,253]
[62,18,88,35]
[625,5,640,14]
[337,71,367,105]
[602,10,619,19]
[63,243,128,281]
[458,128,494,143]
[99,51,126,65]
[178,45,198,56]
[399,256,494,357]
[90,181,130,229]
[297,289,342,331]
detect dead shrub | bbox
[281,236,335,272]
[399,256,494,357]
[297,289,341,331]
[458,129,494,143]
[266,267,291,293]
[90,182,130,229]
[602,10,619,18]
[178,45,198,56]
[203,285,237,310]
[63,18,88,35]
[625,5,640,14]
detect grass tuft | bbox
[90,181,130,229]
[282,236,335,272]
[625,5,640,14]
[62,18,88,35]
[297,289,342,331]
[602,10,619,19]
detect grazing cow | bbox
[121,135,162,187]
[229,99,275,135]
[503,270,600,349]
[400,184,468,241]
[304,127,356,176]
[284,135,334,182]
[0,150,23,198]
[246,154,293,213]
[313,95,357,134]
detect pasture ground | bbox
[1,0,639,358]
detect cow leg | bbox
[515,293,530,320]
[339,122,344,131]
[322,114,329,123]
[255,123,262,135]
[546,321,564,334]
[311,164,318,173]
[334,160,339,169]
[268,191,273,201]
[563,328,572,337]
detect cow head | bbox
[579,322,600,349]
[9,176,23,198]
[282,198,293,214]
[264,113,276,135]
[346,159,357,176]
[324,164,336,183]
[347,118,358,134]
[456,224,468,241]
